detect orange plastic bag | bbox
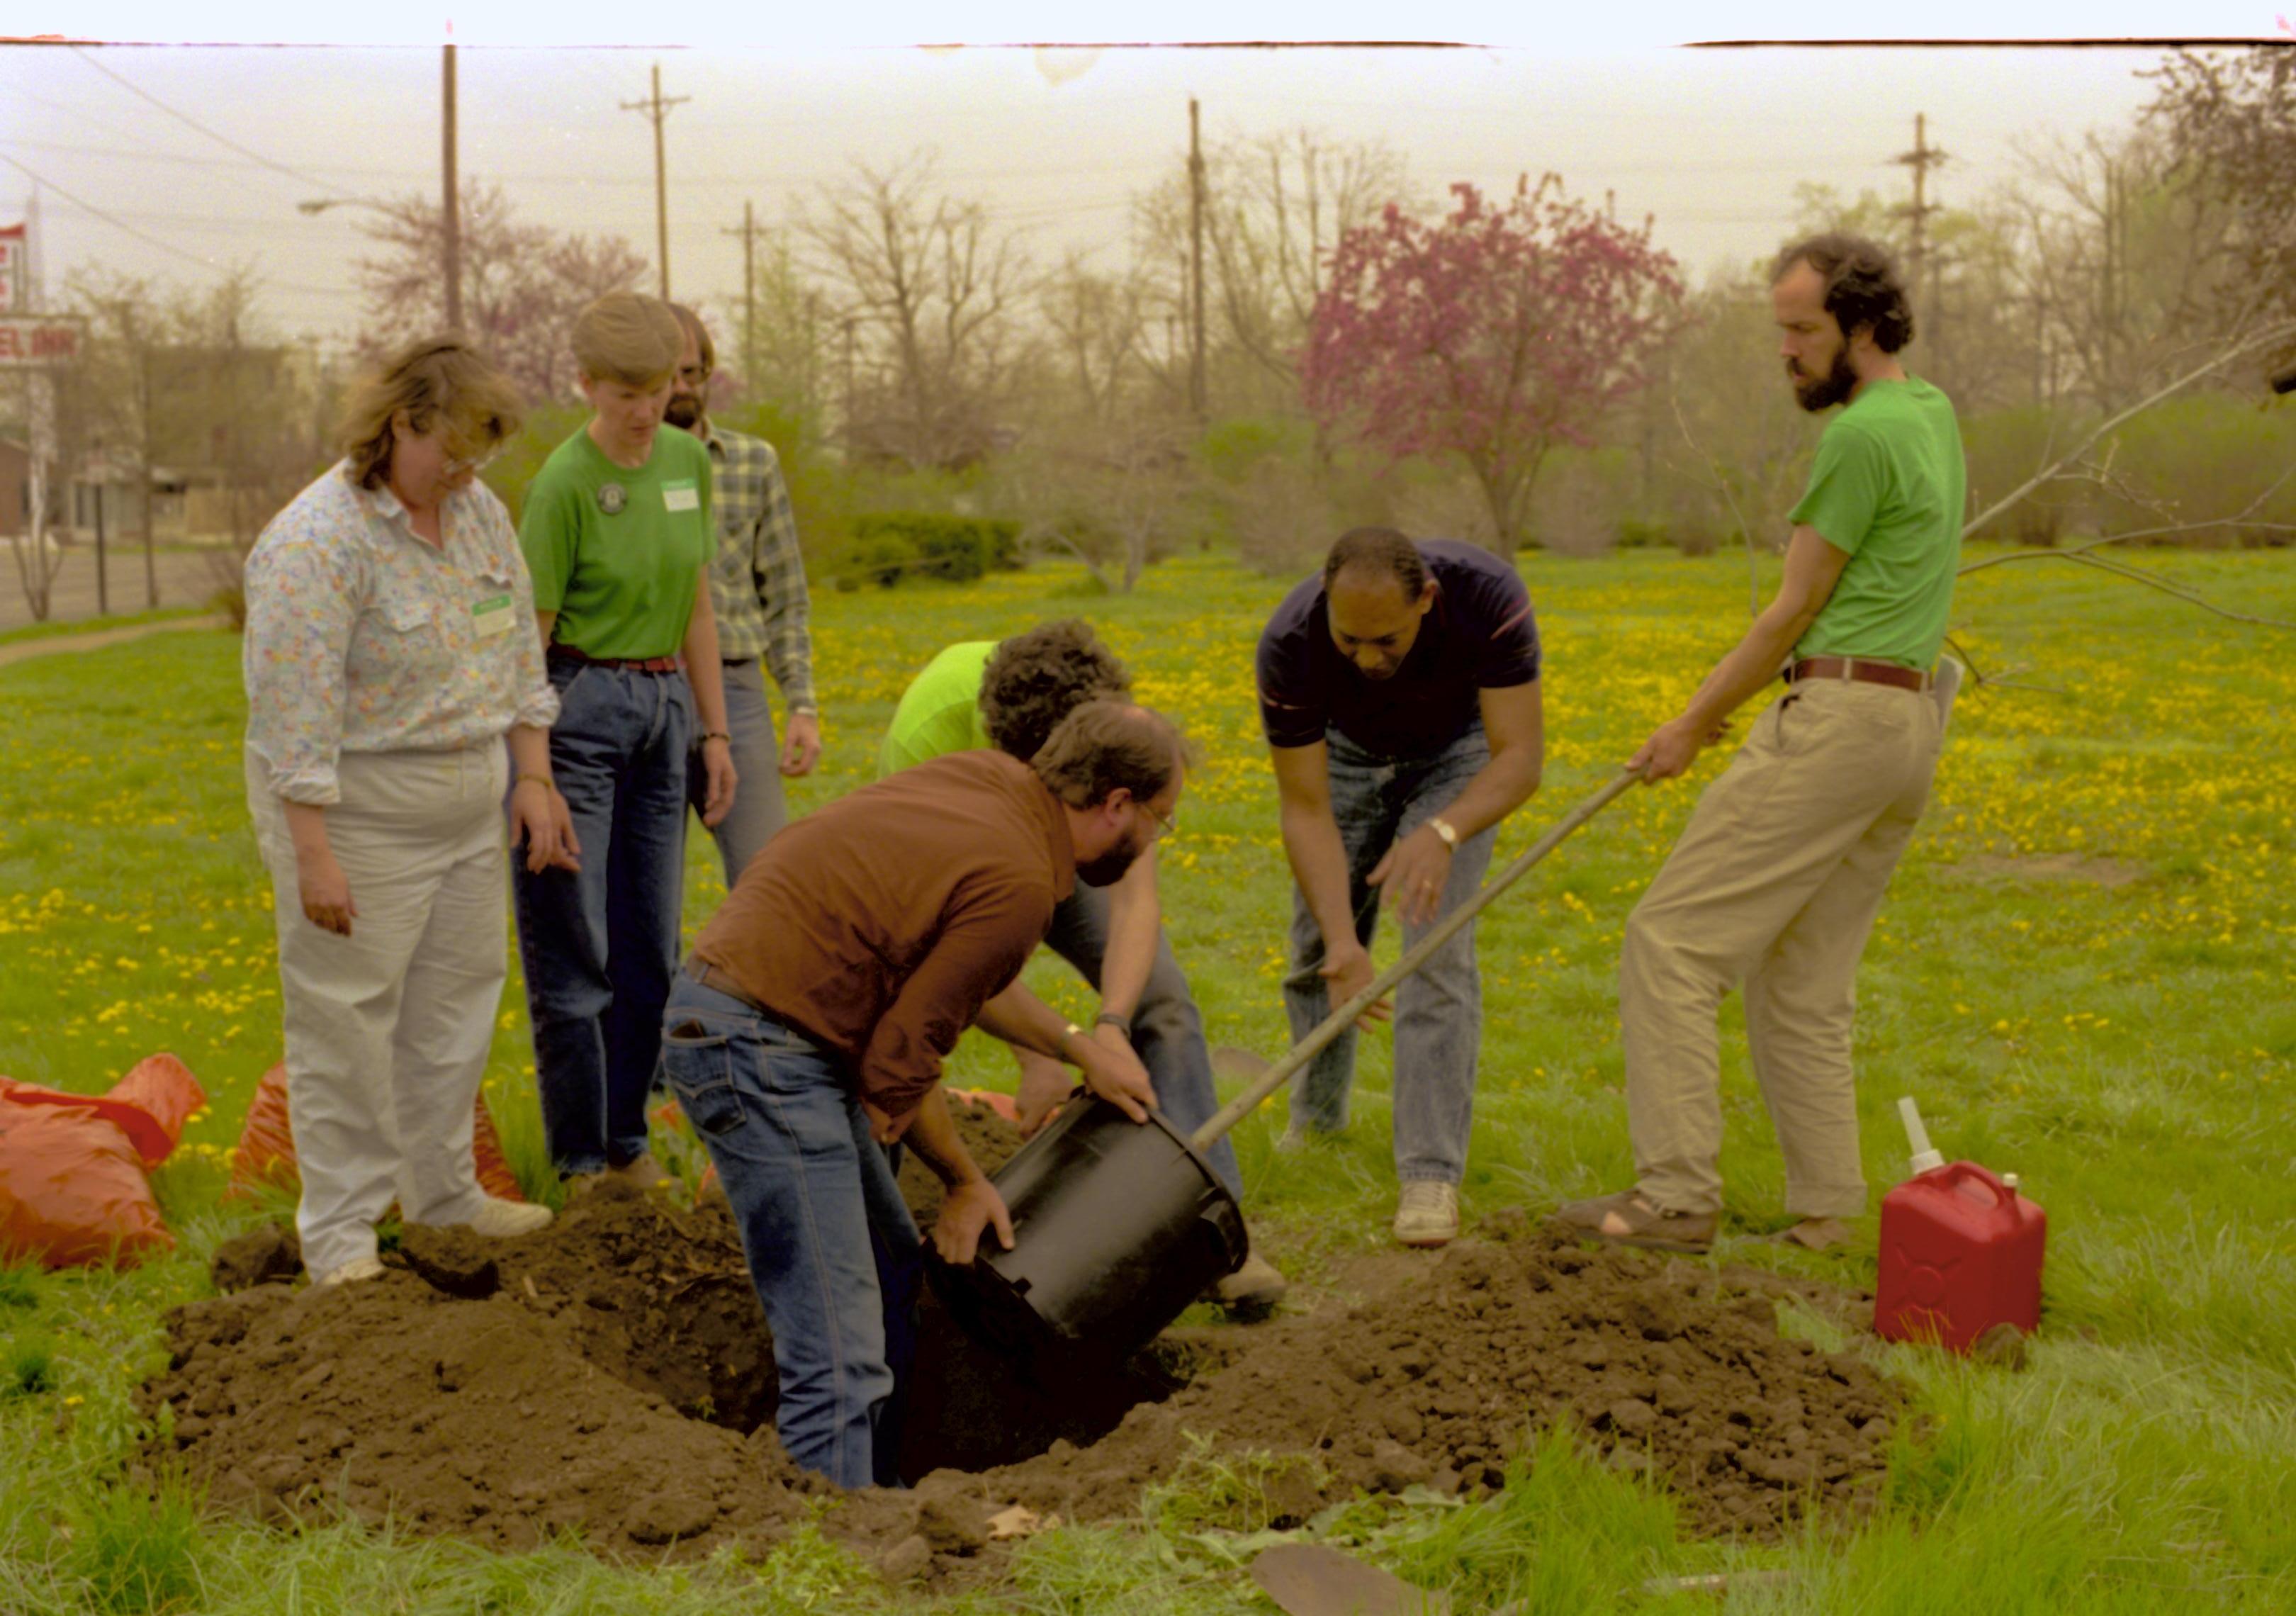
[0,1053,206,1169]
[230,1062,526,1203]
[0,1054,204,1269]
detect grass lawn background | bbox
[1,544,2292,1612]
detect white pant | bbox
[247,745,510,1276]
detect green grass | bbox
[0,605,208,649]
[3,544,2294,1611]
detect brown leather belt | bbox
[1786,656,1933,692]
[549,646,682,674]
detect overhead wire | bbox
[66,44,348,198]
[0,150,230,275]
[0,152,358,299]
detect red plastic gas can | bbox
[1874,1161,2045,1353]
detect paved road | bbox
[0,543,227,634]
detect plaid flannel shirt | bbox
[701,424,816,714]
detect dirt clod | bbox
[209,1223,300,1294]
[396,1225,500,1299]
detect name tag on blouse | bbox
[662,480,701,512]
[471,594,515,638]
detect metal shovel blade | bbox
[1250,1542,1452,1616]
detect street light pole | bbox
[442,44,462,332]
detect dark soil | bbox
[145,1104,1904,1578]
[972,1211,1900,1538]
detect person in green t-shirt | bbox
[1562,232,1961,1258]
[512,291,738,1191]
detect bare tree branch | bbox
[1963,317,2296,542]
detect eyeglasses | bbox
[1135,798,1178,841]
[441,444,502,478]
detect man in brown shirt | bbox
[660,701,1180,1488]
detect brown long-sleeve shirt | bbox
[690,749,1076,1118]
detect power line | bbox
[0,150,230,274]
[0,152,359,299]
[67,44,347,199]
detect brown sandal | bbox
[1555,1190,1715,1255]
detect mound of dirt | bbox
[141,1106,1903,1571]
[975,1212,1900,1539]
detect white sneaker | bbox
[312,1255,386,1288]
[1392,1182,1460,1248]
[462,1197,553,1239]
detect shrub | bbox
[1962,403,2088,546]
[2090,391,2296,547]
[841,512,1022,587]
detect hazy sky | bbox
[0,3,2264,349]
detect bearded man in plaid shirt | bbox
[666,303,823,880]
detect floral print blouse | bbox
[243,461,558,804]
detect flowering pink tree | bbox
[1303,175,1683,556]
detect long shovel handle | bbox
[1188,768,1641,1153]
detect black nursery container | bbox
[928,1094,1247,1372]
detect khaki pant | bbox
[247,745,510,1276]
[1619,677,1944,1218]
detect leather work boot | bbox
[1392,1181,1460,1247]
[1212,1252,1288,1316]
[607,1152,670,1191]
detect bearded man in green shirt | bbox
[1562,232,1964,1257]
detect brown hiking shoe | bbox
[1212,1252,1288,1316]
[1555,1190,1715,1255]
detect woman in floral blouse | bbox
[242,337,577,1288]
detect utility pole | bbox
[1188,96,1208,422]
[441,43,462,331]
[623,63,690,298]
[840,315,857,451]
[722,201,765,386]
[1892,113,1947,337]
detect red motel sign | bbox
[0,318,82,366]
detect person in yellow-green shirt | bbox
[879,622,1288,1314]
[512,291,738,1189]
[1563,233,1964,1257]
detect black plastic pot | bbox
[928,1094,1247,1373]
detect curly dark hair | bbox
[979,619,1132,761]
[1771,232,1915,354]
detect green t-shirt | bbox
[877,641,995,778]
[519,424,715,660]
[1789,378,1966,669]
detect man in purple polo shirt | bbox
[1257,527,1545,1247]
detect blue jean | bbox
[1042,882,1241,1196]
[690,659,789,887]
[658,975,921,1489]
[1283,724,1496,1184]
[513,658,692,1176]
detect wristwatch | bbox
[1427,817,1460,849]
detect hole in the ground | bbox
[379,1163,1196,1481]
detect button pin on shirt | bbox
[597,483,626,516]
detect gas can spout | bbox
[1898,1096,1946,1176]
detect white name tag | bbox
[663,483,700,512]
[472,594,515,638]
